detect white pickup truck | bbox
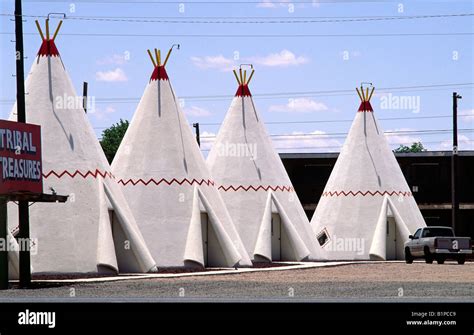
[404,226,472,264]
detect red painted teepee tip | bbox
[233,68,255,97]
[35,19,62,58]
[356,85,375,113]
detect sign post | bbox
[0,197,8,289]
[0,119,43,289]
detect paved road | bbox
[0,262,472,302]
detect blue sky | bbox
[1,0,473,154]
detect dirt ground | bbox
[162,261,473,284]
[0,261,472,301]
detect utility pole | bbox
[451,92,462,234]
[15,0,31,288]
[193,123,200,147]
[0,198,8,289]
[83,82,88,113]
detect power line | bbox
[2,13,474,24]
[86,86,474,103]
[3,14,469,19]
[198,128,474,140]
[3,82,470,105]
[197,114,474,126]
[87,114,474,130]
[15,0,474,8]
[2,32,472,38]
[26,0,438,4]
[198,140,474,152]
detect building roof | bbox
[279,150,474,160]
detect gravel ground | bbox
[0,262,472,302]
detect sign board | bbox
[0,120,42,195]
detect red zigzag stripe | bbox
[218,185,294,192]
[42,170,293,192]
[117,178,215,187]
[42,169,114,179]
[322,190,412,197]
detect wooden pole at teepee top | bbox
[356,87,363,101]
[247,69,255,85]
[35,20,44,40]
[52,20,63,40]
[45,19,50,40]
[368,87,375,101]
[155,49,161,66]
[233,70,241,85]
[147,50,156,67]
[163,48,173,67]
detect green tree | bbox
[393,141,426,153]
[100,119,129,164]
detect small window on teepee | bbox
[317,228,330,247]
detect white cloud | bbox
[97,54,129,65]
[190,55,235,72]
[461,109,474,123]
[200,130,342,154]
[184,106,212,117]
[269,98,328,113]
[249,50,308,67]
[199,131,217,153]
[96,68,128,82]
[384,128,421,146]
[89,106,116,120]
[257,0,320,9]
[272,130,342,152]
[191,50,308,72]
[256,0,284,8]
[339,50,362,59]
[438,134,473,150]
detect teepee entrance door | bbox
[271,214,281,261]
[386,217,397,260]
[201,213,226,267]
[110,210,141,273]
[201,213,209,266]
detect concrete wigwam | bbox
[8,20,156,274]
[207,68,319,262]
[310,84,426,260]
[112,47,252,268]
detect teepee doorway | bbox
[109,210,142,273]
[201,213,226,267]
[271,214,282,261]
[386,217,397,260]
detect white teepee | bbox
[310,85,426,260]
[111,48,252,268]
[7,20,156,274]
[207,69,319,262]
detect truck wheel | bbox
[405,248,414,264]
[424,247,433,264]
[436,256,445,264]
[457,255,466,265]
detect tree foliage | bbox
[393,141,426,153]
[100,119,129,164]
